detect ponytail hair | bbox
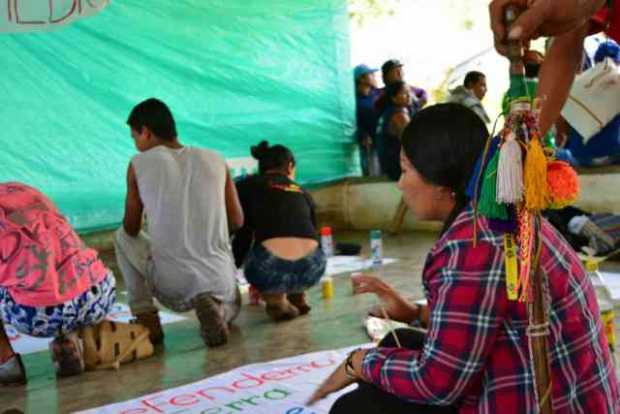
[250,140,295,174]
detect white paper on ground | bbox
[75,344,372,414]
[8,303,185,355]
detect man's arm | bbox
[122,162,143,237]
[225,170,244,233]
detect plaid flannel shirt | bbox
[362,208,619,413]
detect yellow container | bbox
[601,307,616,350]
[321,277,334,299]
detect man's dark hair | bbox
[463,71,485,89]
[127,98,177,140]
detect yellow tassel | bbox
[524,136,548,211]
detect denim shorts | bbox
[244,244,326,294]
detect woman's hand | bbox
[352,275,420,324]
[307,349,368,405]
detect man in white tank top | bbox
[114,98,244,347]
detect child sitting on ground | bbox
[233,141,326,321]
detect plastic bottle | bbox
[320,226,334,257]
[586,259,616,355]
[321,276,334,299]
[370,229,383,271]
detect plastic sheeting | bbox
[0,0,356,232]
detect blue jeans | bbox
[244,244,326,294]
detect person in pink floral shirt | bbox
[0,183,116,385]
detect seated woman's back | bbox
[235,173,318,261]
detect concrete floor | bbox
[2,229,620,413]
[0,231,438,413]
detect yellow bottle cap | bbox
[585,259,599,272]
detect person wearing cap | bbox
[354,64,382,176]
[375,59,428,116]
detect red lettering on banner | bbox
[231,373,264,390]
[289,364,313,374]
[109,354,340,412]
[195,386,237,401]
[260,370,296,381]
[310,357,338,368]
[169,394,200,407]
[138,395,169,413]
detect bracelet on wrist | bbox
[345,348,361,380]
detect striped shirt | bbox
[362,208,619,413]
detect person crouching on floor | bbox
[114,98,244,347]
[233,141,326,321]
[0,183,116,385]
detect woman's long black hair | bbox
[401,103,489,234]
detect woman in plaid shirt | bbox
[310,104,619,413]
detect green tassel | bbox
[478,150,509,220]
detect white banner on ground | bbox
[0,0,110,33]
[8,303,185,355]
[75,345,370,414]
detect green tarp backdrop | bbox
[0,0,356,232]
